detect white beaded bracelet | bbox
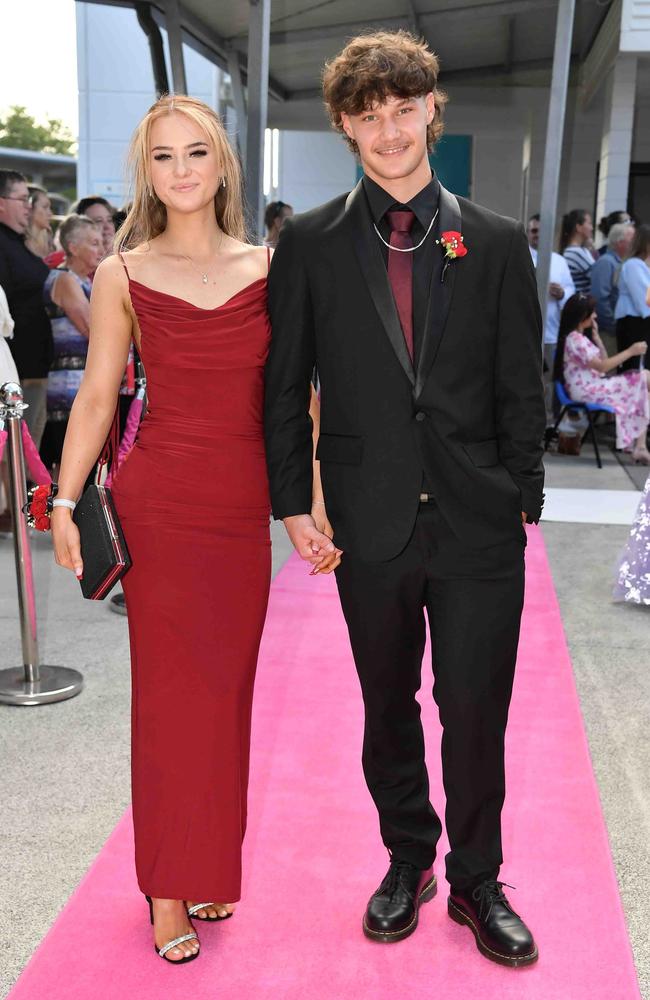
[52,498,77,511]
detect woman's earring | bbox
[221,177,226,189]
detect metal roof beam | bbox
[286,54,577,100]
[405,1,422,36]
[504,15,515,73]
[166,1,288,101]
[229,0,558,48]
[75,1,288,101]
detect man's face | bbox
[0,180,31,234]
[615,224,635,258]
[341,94,434,185]
[527,220,540,250]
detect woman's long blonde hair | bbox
[115,94,246,251]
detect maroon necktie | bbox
[387,210,415,362]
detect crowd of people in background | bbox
[0,170,128,529]
[527,204,650,465]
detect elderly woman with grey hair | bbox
[590,220,635,336]
[40,214,104,473]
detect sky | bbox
[0,0,79,134]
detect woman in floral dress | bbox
[553,293,650,463]
[613,473,650,605]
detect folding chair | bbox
[547,382,616,469]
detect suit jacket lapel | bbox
[345,181,415,386]
[414,185,462,398]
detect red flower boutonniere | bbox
[436,230,468,282]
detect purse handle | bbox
[95,404,120,485]
[95,339,137,484]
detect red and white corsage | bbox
[437,230,468,282]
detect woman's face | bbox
[578,309,597,331]
[70,225,104,272]
[84,203,115,254]
[31,193,52,230]
[149,112,221,217]
[576,213,593,244]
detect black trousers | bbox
[616,315,650,373]
[335,500,526,891]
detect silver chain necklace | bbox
[373,207,439,253]
[180,232,225,284]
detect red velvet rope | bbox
[20,422,52,486]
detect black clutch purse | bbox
[72,485,131,600]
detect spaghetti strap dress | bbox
[111,251,272,902]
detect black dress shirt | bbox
[0,222,52,378]
[362,172,440,367]
[363,173,440,495]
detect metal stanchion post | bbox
[0,382,83,706]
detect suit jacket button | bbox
[415,411,426,422]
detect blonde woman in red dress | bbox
[52,95,339,964]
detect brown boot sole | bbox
[363,874,437,943]
[447,898,539,968]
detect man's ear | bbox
[425,92,435,125]
[340,111,354,140]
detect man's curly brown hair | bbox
[322,31,448,154]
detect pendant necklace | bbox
[180,232,224,284]
[373,207,439,252]
[182,254,211,284]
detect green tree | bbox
[0,105,76,156]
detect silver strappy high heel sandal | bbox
[186,901,233,922]
[146,896,200,964]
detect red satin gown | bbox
[111,252,272,902]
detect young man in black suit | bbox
[264,31,545,967]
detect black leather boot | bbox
[363,860,436,943]
[448,880,538,967]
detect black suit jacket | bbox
[264,180,545,562]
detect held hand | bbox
[310,503,343,574]
[548,282,564,301]
[51,507,83,579]
[630,340,648,357]
[311,500,333,539]
[283,514,336,566]
[311,549,343,575]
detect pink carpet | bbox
[8,528,641,999]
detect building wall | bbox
[275,131,356,213]
[76,1,219,205]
